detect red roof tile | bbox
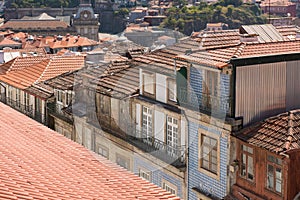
[0,20,69,30]
[235,109,300,154]
[0,102,180,200]
[0,55,85,89]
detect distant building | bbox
[73,0,100,41]
[260,0,296,17]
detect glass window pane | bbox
[248,156,254,180]
[267,165,274,189]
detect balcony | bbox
[2,97,33,117]
[126,128,186,169]
[177,87,232,116]
[47,102,73,124]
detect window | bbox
[200,134,218,174]
[57,90,63,103]
[142,106,152,140]
[240,144,254,181]
[162,180,177,195]
[267,155,282,194]
[65,92,72,106]
[24,93,30,111]
[166,116,179,157]
[139,168,151,181]
[100,94,110,115]
[98,145,109,159]
[143,72,154,95]
[167,78,176,102]
[203,70,218,97]
[116,153,130,170]
[15,89,20,107]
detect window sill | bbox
[198,167,219,181]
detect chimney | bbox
[240,33,259,43]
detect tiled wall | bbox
[188,122,228,200]
[133,154,183,199]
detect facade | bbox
[4,24,300,200]
[0,55,85,125]
[232,110,300,200]
[73,0,100,41]
[175,24,300,199]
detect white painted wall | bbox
[154,110,165,142]
[155,73,167,103]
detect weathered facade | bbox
[232,110,300,200]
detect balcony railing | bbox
[1,97,46,124]
[126,128,186,168]
[3,97,33,117]
[177,87,232,116]
[48,102,73,124]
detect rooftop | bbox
[235,109,300,154]
[0,55,85,89]
[0,102,180,200]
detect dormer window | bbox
[142,72,155,96]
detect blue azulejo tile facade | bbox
[188,122,228,200]
[133,154,183,199]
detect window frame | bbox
[239,143,255,182]
[139,168,151,181]
[167,78,177,102]
[97,144,109,159]
[116,153,130,170]
[162,179,177,196]
[141,105,153,139]
[266,154,283,195]
[198,129,220,180]
[142,71,155,97]
[166,115,180,157]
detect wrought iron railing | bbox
[126,128,186,168]
[4,97,33,117]
[177,87,232,116]
[47,102,73,124]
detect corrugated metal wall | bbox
[235,62,287,125]
[286,60,300,110]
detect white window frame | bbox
[166,116,179,157]
[98,144,109,159]
[162,179,177,196]
[139,168,151,181]
[142,106,153,140]
[167,78,177,102]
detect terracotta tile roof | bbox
[0,56,49,74]
[176,39,300,68]
[93,65,139,98]
[0,102,180,200]
[0,19,69,30]
[0,55,85,89]
[235,109,300,154]
[45,35,99,49]
[0,37,21,46]
[191,30,240,50]
[24,82,54,100]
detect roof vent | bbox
[240,33,259,43]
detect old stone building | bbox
[73,0,100,41]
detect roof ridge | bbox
[34,58,51,84]
[233,43,245,58]
[285,111,294,150]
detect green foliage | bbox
[161,1,266,35]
